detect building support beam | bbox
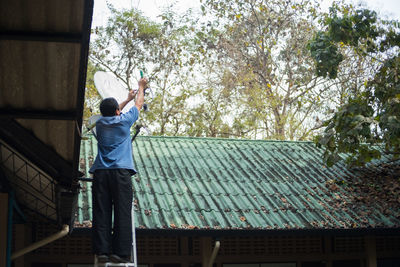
[180,237,189,267]
[201,237,212,267]
[366,236,377,267]
[0,30,82,43]
[0,108,77,120]
[324,235,333,267]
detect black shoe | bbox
[110,254,132,263]
[97,254,110,263]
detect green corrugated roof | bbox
[77,135,400,230]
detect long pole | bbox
[131,203,137,266]
[208,241,220,267]
[11,225,69,260]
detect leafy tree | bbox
[85,1,382,142]
[309,5,400,166]
[200,0,362,140]
[141,8,195,136]
[89,5,195,135]
[83,60,101,124]
[90,5,161,90]
[184,67,234,137]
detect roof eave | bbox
[71,227,400,237]
[71,0,94,184]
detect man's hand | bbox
[138,78,148,91]
[127,89,137,101]
[119,88,138,111]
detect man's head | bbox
[100,97,119,117]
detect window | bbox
[332,260,360,267]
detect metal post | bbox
[131,203,137,266]
[208,241,220,267]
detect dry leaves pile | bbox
[325,163,400,227]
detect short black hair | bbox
[100,97,119,117]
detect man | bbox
[89,78,147,263]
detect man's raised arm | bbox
[118,78,147,111]
[135,78,147,111]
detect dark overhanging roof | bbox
[0,0,94,226]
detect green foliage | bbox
[309,6,400,166]
[308,7,381,79]
[83,60,101,123]
[327,9,378,45]
[315,97,378,166]
[308,32,343,78]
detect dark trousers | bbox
[92,169,133,256]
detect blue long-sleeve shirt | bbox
[89,106,139,175]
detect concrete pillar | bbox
[201,237,212,267]
[365,236,377,267]
[180,237,189,267]
[324,235,332,267]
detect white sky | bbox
[92,0,400,27]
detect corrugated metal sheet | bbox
[77,135,400,230]
[0,0,84,162]
[0,0,93,223]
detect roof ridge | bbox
[134,135,314,144]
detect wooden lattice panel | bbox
[222,236,254,255]
[376,236,400,252]
[32,224,91,255]
[32,226,182,257]
[334,236,365,253]
[294,236,322,254]
[64,236,92,255]
[139,236,179,256]
[265,236,280,255]
[136,236,146,256]
[219,236,322,256]
[253,236,265,255]
[192,237,200,256]
[33,223,58,254]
